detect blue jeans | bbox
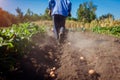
[52,14,66,39]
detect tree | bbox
[26,8,33,16]
[41,8,52,20]
[16,7,24,22]
[99,13,114,20]
[77,1,97,23]
[0,8,17,27]
[67,17,77,21]
[24,9,34,21]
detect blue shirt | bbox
[48,0,72,17]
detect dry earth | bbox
[7,30,120,80]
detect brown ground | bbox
[8,30,120,80]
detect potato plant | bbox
[0,23,46,76]
[92,26,120,37]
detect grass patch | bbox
[92,26,120,37]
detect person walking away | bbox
[48,0,72,43]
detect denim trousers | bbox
[52,14,66,39]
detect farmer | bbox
[48,0,72,41]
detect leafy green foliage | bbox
[92,26,120,37]
[41,8,52,20]
[99,13,114,20]
[77,1,97,23]
[16,8,52,22]
[0,23,46,76]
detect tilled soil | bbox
[55,32,120,80]
[7,31,120,80]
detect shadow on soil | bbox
[5,33,60,80]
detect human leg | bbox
[52,15,66,43]
[58,15,66,43]
[52,15,59,39]
[59,15,66,34]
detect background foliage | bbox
[0,8,17,27]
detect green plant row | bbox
[0,23,46,76]
[92,26,120,37]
